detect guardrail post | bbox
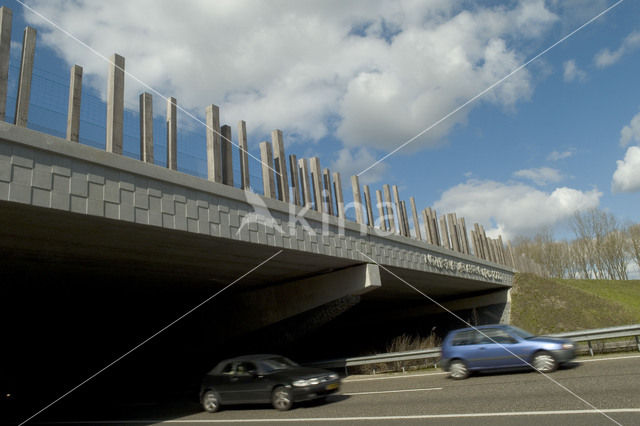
[635,335,640,352]
[588,340,594,357]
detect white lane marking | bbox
[579,355,640,363]
[45,408,640,423]
[342,354,640,383]
[343,387,442,396]
[343,371,447,383]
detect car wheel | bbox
[532,351,558,373]
[449,359,469,380]
[202,390,221,413]
[272,386,293,411]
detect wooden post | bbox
[310,157,323,212]
[351,175,364,224]
[383,185,396,233]
[298,158,313,209]
[322,168,334,215]
[0,7,12,121]
[238,120,250,189]
[376,190,387,231]
[166,97,177,170]
[106,53,124,153]
[410,197,422,240]
[333,172,345,218]
[14,27,36,127]
[221,125,234,186]
[259,141,276,198]
[139,92,153,163]
[272,129,289,202]
[363,185,374,227]
[206,104,222,183]
[66,65,82,142]
[289,154,301,206]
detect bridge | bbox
[0,5,516,420]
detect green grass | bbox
[556,278,640,319]
[510,274,639,335]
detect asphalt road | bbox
[35,354,640,426]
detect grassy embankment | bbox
[511,273,640,334]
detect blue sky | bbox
[5,0,640,242]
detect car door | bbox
[224,361,269,403]
[472,328,523,369]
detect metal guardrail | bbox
[307,324,640,375]
[546,324,640,356]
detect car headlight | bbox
[293,377,325,387]
[329,373,339,380]
[562,343,574,350]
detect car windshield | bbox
[507,325,535,339]
[259,356,299,372]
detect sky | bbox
[5,0,640,242]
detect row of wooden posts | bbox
[0,6,515,269]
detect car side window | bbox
[478,328,518,344]
[451,330,478,346]
[235,362,257,376]
[221,363,234,375]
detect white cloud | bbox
[595,31,640,68]
[612,146,640,193]
[619,111,640,147]
[562,59,586,82]
[331,147,387,185]
[433,179,601,240]
[513,167,563,186]
[547,149,574,161]
[25,0,557,155]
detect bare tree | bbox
[627,224,640,273]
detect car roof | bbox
[216,354,284,365]
[449,324,511,333]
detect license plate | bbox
[326,383,339,390]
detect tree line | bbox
[512,208,640,280]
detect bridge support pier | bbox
[214,263,381,339]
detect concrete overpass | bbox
[0,10,515,419]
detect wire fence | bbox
[3,61,267,197]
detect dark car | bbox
[199,354,340,412]
[440,324,575,379]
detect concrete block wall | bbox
[0,123,514,287]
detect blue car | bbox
[440,324,575,379]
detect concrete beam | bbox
[238,120,250,190]
[166,97,177,171]
[376,189,387,231]
[205,104,222,183]
[259,141,276,198]
[224,264,381,336]
[298,157,312,209]
[289,154,301,206]
[14,27,36,128]
[351,175,364,224]
[0,7,11,122]
[310,157,323,212]
[363,185,374,227]
[106,53,124,154]
[458,217,470,254]
[66,65,82,142]
[272,129,289,202]
[221,124,233,186]
[383,184,396,233]
[410,197,421,241]
[333,172,345,219]
[139,92,154,163]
